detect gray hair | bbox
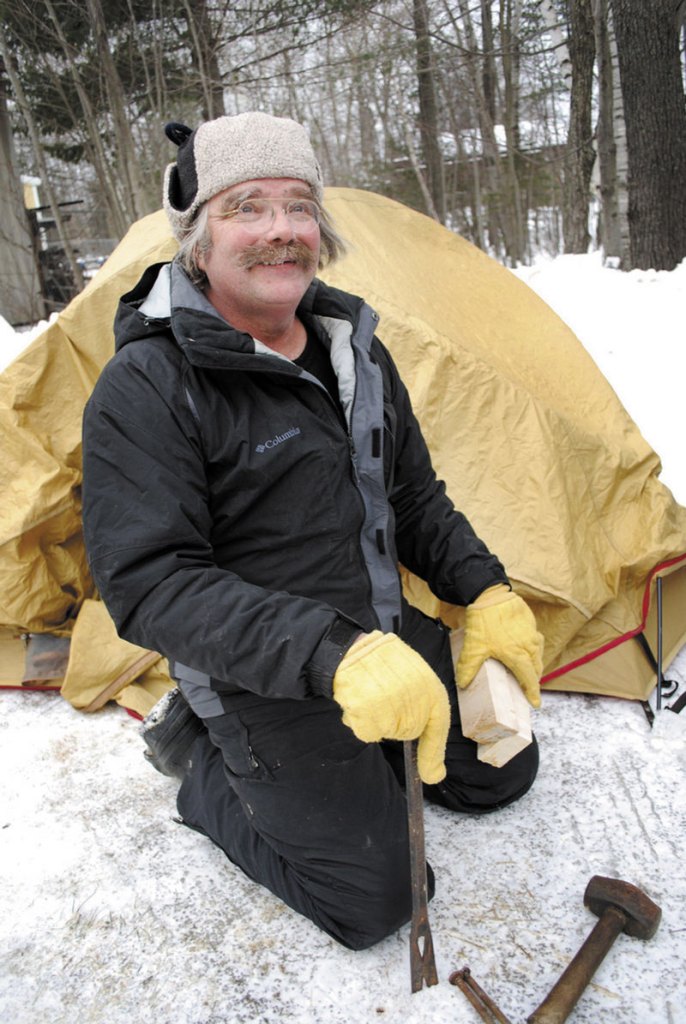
[176,199,348,288]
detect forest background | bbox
[0,0,685,327]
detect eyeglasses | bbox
[216,197,320,229]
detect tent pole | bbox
[656,576,663,713]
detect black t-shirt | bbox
[294,321,342,410]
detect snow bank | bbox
[0,312,56,373]
[512,254,686,506]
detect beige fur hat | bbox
[163,112,324,240]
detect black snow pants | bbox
[176,608,539,951]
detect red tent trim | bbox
[541,551,686,685]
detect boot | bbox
[140,688,207,780]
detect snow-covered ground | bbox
[1,253,685,1024]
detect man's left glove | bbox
[455,584,544,708]
[332,631,450,785]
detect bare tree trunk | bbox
[0,68,45,324]
[481,0,497,122]
[0,29,84,295]
[563,0,595,252]
[500,0,525,264]
[405,128,441,221]
[593,0,626,262]
[537,0,571,79]
[85,0,149,223]
[42,0,130,238]
[612,0,686,270]
[448,0,507,255]
[285,49,305,121]
[182,0,226,121]
[538,0,593,253]
[138,0,168,118]
[412,0,446,222]
[357,76,379,175]
[447,109,485,249]
[607,2,631,261]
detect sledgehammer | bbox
[527,876,661,1023]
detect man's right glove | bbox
[332,631,450,785]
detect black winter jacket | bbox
[82,261,507,714]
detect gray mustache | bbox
[237,242,317,271]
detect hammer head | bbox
[584,876,661,939]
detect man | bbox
[82,112,544,952]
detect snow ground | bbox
[1,683,685,1024]
[1,253,685,1024]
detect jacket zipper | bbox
[296,371,376,619]
[347,432,359,482]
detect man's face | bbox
[197,178,321,325]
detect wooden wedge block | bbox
[477,728,532,767]
[449,628,532,766]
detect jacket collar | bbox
[115,259,372,370]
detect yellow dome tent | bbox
[1,189,684,716]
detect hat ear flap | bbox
[165,124,199,213]
[166,165,189,212]
[165,122,193,147]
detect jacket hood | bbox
[113,262,173,352]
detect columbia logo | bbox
[255,426,302,453]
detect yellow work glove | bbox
[333,631,450,784]
[456,584,544,708]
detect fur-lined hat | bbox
[163,112,324,240]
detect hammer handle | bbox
[527,905,626,1023]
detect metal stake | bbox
[449,966,513,1023]
[403,739,439,993]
